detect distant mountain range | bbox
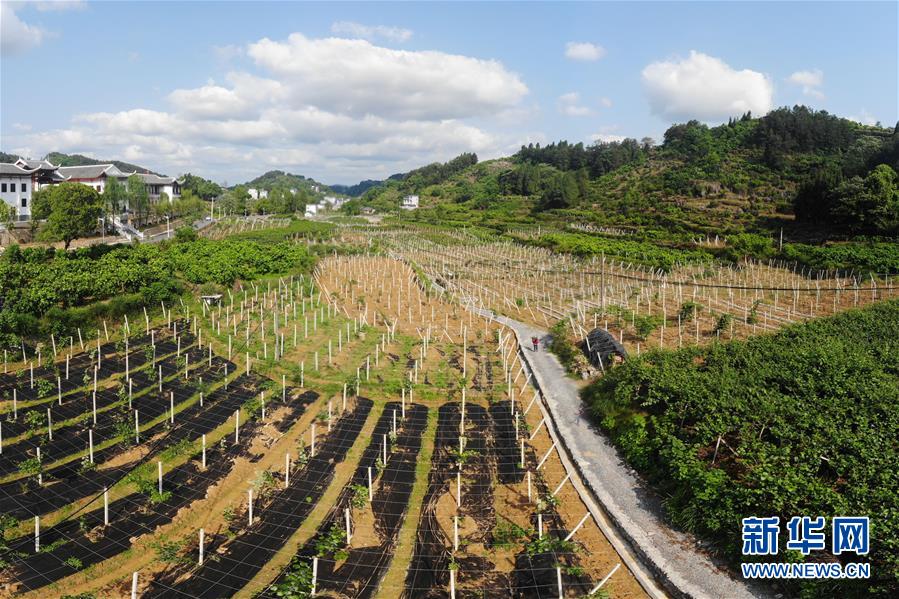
[329,173,404,197]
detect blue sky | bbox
[1,1,896,184]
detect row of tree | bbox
[215,185,310,216]
[515,139,649,177]
[401,152,478,189]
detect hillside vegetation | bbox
[583,300,899,598]
[0,221,324,348]
[349,107,898,273]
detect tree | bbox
[30,188,52,220]
[179,173,222,199]
[831,164,899,234]
[127,174,149,226]
[38,183,103,250]
[103,176,127,215]
[0,202,15,238]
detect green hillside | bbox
[345,107,898,273]
[352,107,897,238]
[241,169,330,195]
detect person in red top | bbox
[531,336,539,351]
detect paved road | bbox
[478,309,772,599]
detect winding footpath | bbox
[479,308,773,599]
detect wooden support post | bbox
[311,557,318,596]
[345,508,352,543]
[285,453,290,488]
[590,563,621,594]
[564,512,592,542]
[536,442,557,470]
[552,474,571,497]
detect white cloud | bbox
[247,33,527,121]
[557,92,593,117]
[330,21,413,43]
[599,97,613,108]
[1,2,45,55]
[213,44,243,62]
[787,69,824,99]
[849,109,878,126]
[1,0,84,55]
[642,50,773,121]
[591,133,626,143]
[11,31,527,182]
[565,41,606,62]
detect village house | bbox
[401,194,420,210]
[1,158,181,222]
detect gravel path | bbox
[479,309,773,599]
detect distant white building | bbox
[247,188,268,200]
[402,194,420,210]
[304,204,319,217]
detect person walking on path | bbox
[531,335,539,352]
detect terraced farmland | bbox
[0,254,649,598]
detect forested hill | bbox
[45,152,160,175]
[240,170,327,193]
[329,175,403,197]
[348,107,898,242]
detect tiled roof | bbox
[0,163,35,176]
[57,164,127,179]
[15,158,59,171]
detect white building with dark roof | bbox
[56,164,129,194]
[0,163,36,221]
[55,164,180,202]
[0,158,181,221]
